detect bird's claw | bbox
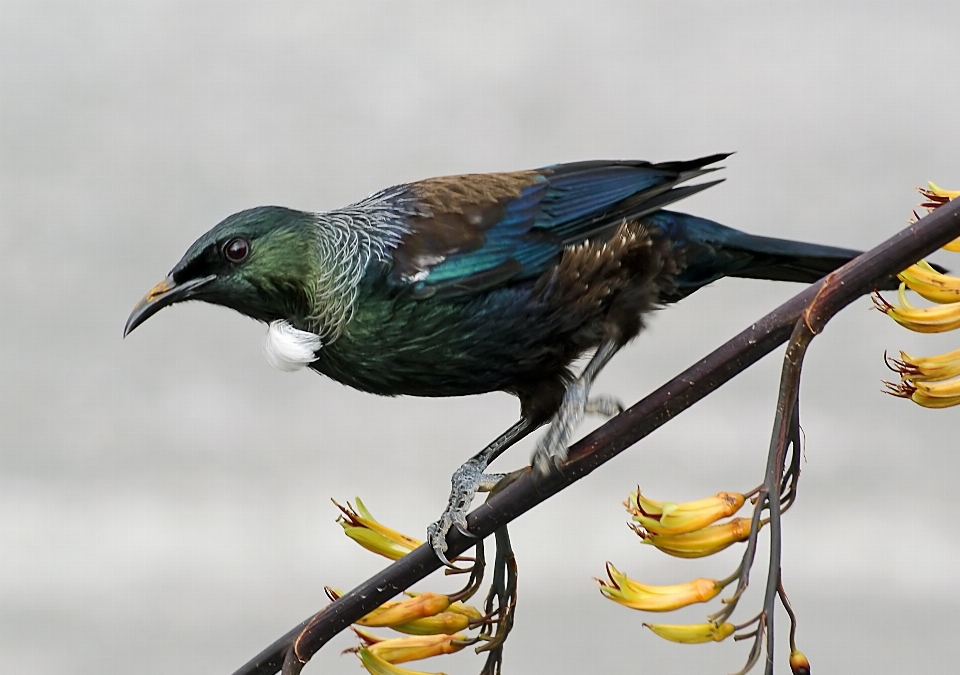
[427,519,459,567]
[455,522,478,538]
[429,457,504,564]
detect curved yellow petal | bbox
[898,263,960,304]
[910,378,960,408]
[644,621,735,644]
[926,182,960,200]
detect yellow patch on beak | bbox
[144,278,171,302]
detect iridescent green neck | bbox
[303,191,411,342]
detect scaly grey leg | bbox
[428,418,534,564]
[531,339,622,475]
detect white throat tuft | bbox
[263,320,323,372]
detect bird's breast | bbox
[308,284,592,398]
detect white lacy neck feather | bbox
[263,320,323,372]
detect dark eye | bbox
[223,237,250,262]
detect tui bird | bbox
[124,154,881,561]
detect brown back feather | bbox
[391,171,545,284]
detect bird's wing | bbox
[388,154,729,299]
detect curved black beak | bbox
[123,274,216,337]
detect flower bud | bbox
[327,589,452,628]
[391,611,471,636]
[445,601,484,622]
[789,649,811,675]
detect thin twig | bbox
[778,581,799,653]
[477,526,517,675]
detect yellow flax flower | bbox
[897,261,960,304]
[888,347,960,382]
[354,629,467,666]
[874,283,960,333]
[335,498,423,560]
[626,489,746,535]
[885,374,960,409]
[876,182,960,408]
[918,182,960,251]
[643,621,736,644]
[332,500,481,673]
[597,562,724,611]
[632,517,756,558]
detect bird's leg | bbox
[531,339,622,475]
[428,418,535,565]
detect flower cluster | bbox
[598,488,755,645]
[333,499,483,674]
[626,489,753,558]
[598,486,810,673]
[876,183,960,408]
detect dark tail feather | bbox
[720,232,864,284]
[713,233,949,290]
[644,210,913,301]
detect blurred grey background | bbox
[2,2,958,674]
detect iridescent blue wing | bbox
[388,155,728,298]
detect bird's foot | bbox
[531,388,624,476]
[428,456,505,566]
[585,394,624,418]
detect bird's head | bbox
[124,206,321,337]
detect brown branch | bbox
[232,197,960,675]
